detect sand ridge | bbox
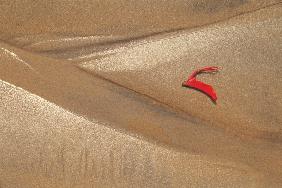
[0,0,282,187]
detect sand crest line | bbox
[0,47,34,71]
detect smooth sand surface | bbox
[0,0,282,187]
[77,5,282,141]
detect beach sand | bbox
[0,0,282,187]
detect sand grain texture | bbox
[0,0,282,187]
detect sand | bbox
[0,0,282,187]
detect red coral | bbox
[182,66,219,102]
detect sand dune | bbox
[1,0,282,187]
[19,4,281,141]
[2,0,280,42]
[1,40,282,188]
[76,5,282,141]
[0,80,265,187]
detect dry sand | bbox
[0,0,282,187]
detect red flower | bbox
[182,66,219,102]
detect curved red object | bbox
[182,66,219,102]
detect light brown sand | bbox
[0,0,282,187]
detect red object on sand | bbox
[182,66,219,102]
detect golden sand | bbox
[0,0,282,187]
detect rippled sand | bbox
[0,0,282,187]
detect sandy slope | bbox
[0,0,282,187]
[1,0,280,40]
[76,5,282,141]
[0,80,263,187]
[1,40,282,188]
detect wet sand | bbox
[0,0,282,187]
